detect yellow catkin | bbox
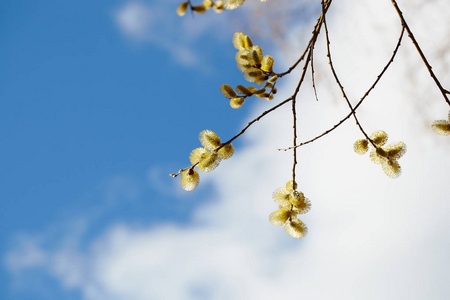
[190,147,208,165]
[381,159,402,178]
[197,151,221,172]
[369,130,388,146]
[284,218,308,239]
[285,180,297,190]
[236,85,253,96]
[261,55,274,72]
[199,130,221,150]
[218,144,234,160]
[250,46,263,65]
[230,97,245,109]
[224,0,246,10]
[191,4,207,13]
[353,139,369,155]
[203,0,213,9]
[180,169,200,191]
[176,2,189,16]
[385,142,406,160]
[233,32,248,50]
[272,187,291,208]
[220,84,237,98]
[431,120,450,136]
[213,1,225,13]
[289,192,311,214]
[269,209,291,226]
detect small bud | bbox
[192,4,207,14]
[176,1,189,16]
[199,130,222,150]
[180,169,200,191]
[230,97,245,109]
[353,139,369,155]
[284,218,308,239]
[220,84,238,98]
[370,130,388,146]
[224,0,246,10]
[213,1,225,13]
[261,55,274,73]
[218,144,234,160]
[269,209,291,226]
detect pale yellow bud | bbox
[180,169,200,191]
[218,144,234,160]
[176,1,189,16]
[353,139,369,155]
[370,130,388,146]
[220,84,237,98]
[269,209,291,226]
[284,218,308,239]
[261,55,274,72]
[199,130,221,150]
[192,4,207,14]
[230,97,245,109]
[224,0,245,10]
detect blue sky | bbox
[2,1,450,300]
[0,1,245,298]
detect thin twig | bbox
[390,0,450,106]
[279,26,405,151]
[310,48,320,102]
[220,96,294,147]
[323,13,374,146]
[278,0,332,77]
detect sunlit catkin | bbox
[197,151,221,172]
[191,4,207,14]
[369,130,388,146]
[213,1,225,13]
[353,139,369,155]
[199,130,222,150]
[230,97,245,109]
[176,1,189,16]
[225,0,246,10]
[381,159,402,178]
[431,111,450,136]
[269,209,292,226]
[220,84,237,98]
[233,32,252,50]
[289,191,311,214]
[385,142,406,160]
[218,144,234,159]
[261,55,274,73]
[284,218,308,239]
[180,169,200,191]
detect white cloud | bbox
[6,1,450,299]
[115,2,153,38]
[112,1,231,67]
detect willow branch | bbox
[280,26,405,151]
[390,0,450,106]
[278,0,332,77]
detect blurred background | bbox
[1,0,449,299]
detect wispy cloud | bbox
[112,1,230,67]
[6,0,450,299]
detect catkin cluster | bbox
[431,110,450,136]
[269,180,311,239]
[354,130,406,178]
[177,130,234,191]
[177,0,225,16]
[220,33,278,109]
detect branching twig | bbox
[310,48,320,102]
[278,0,332,78]
[390,0,450,106]
[279,26,406,151]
